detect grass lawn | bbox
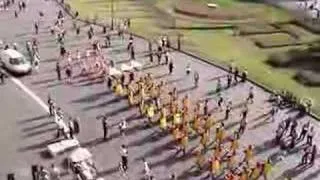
[66,0,320,117]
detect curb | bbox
[56,0,320,121]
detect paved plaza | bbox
[0,0,320,179]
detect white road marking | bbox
[9,76,49,113]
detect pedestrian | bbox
[168,60,174,74]
[203,99,209,115]
[301,145,311,165]
[49,164,60,180]
[130,45,135,60]
[234,67,239,83]
[119,118,127,136]
[164,50,169,65]
[241,70,248,83]
[56,119,64,139]
[127,34,133,50]
[225,101,232,120]
[73,117,80,134]
[31,165,39,180]
[307,126,315,145]
[76,26,80,35]
[56,61,61,81]
[14,10,18,18]
[142,158,152,180]
[170,173,177,180]
[269,105,278,122]
[241,105,248,121]
[157,46,162,64]
[34,21,39,34]
[310,145,317,165]
[298,121,310,141]
[227,73,232,88]
[247,86,254,104]
[102,117,109,140]
[0,70,6,84]
[38,166,49,180]
[65,65,72,84]
[47,95,54,116]
[262,159,272,180]
[238,117,247,136]
[87,30,92,40]
[217,95,223,111]
[216,79,221,93]
[185,63,191,75]
[120,144,128,171]
[68,118,74,139]
[194,71,199,87]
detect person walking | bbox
[307,126,315,145]
[225,101,232,120]
[168,60,174,74]
[247,86,254,104]
[310,144,317,166]
[102,117,109,140]
[73,117,80,134]
[47,95,54,116]
[55,61,61,81]
[142,158,152,180]
[49,164,60,180]
[65,65,72,84]
[194,71,199,87]
[0,70,6,84]
[298,122,310,141]
[68,118,74,139]
[119,118,127,136]
[120,144,128,172]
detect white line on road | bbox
[9,76,49,113]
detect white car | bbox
[0,49,32,75]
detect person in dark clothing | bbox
[130,46,135,60]
[31,165,39,180]
[60,45,66,57]
[234,67,239,83]
[227,73,232,88]
[76,26,80,35]
[225,102,232,120]
[0,71,6,84]
[129,71,134,83]
[102,25,107,34]
[298,122,310,141]
[87,30,92,40]
[48,95,54,116]
[203,99,209,115]
[217,95,223,111]
[75,11,79,18]
[102,117,109,140]
[310,145,317,165]
[241,70,248,83]
[34,21,39,34]
[157,46,162,64]
[73,117,80,134]
[120,144,128,171]
[168,61,174,74]
[14,10,18,18]
[56,61,61,81]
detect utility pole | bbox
[111,0,114,30]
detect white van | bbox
[0,49,32,75]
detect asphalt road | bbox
[0,0,319,179]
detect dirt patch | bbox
[174,0,252,20]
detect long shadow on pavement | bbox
[71,90,112,104]
[21,121,55,132]
[17,114,49,125]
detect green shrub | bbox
[267,52,291,67]
[251,33,298,48]
[295,70,320,86]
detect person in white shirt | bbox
[119,118,127,136]
[142,158,152,180]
